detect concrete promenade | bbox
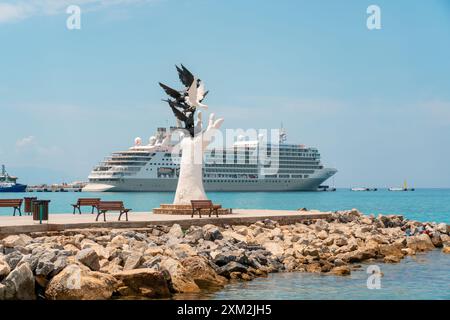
[0,209,331,235]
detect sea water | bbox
[1,188,449,223]
[173,251,450,300]
[1,188,449,300]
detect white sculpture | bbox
[173,112,223,204]
[159,65,223,205]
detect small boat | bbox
[388,180,415,192]
[351,187,377,192]
[0,165,27,192]
[318,185,336,192]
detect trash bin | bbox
[24,197,37,215]
[32,200,50,224]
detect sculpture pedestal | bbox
[153,204,232,215]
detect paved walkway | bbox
[0,209,331,235]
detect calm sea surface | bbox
[1,188,449,223]
[174,251,450,300]
[1,188,449,300]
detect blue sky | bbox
[0,0,449,187]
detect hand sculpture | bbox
[159,64,224,205]
[173,112,224,205]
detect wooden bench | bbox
[96,201,131,222]
[71,198,100,214]
[191,200,221,218]
[0,199,23,216]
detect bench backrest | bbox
[77,198,101,206]
[0,199,23,207]
[98,201,125,211]
[191,200,213,209]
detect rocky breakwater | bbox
[0,209,449,299]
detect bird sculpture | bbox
[159,64,209,137]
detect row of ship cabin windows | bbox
[205,180,293,183]
[204,174,310,179]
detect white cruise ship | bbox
[83,127,337,192]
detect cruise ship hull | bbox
[83,169,336,192]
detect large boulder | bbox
[181,256,227,289]
[168,224,184,238]
[217,262,248,278]
[160,257,200,293]
[81,240,110,260]
[110,235,128,248]
[213,250,250,267]
[222,230,247,243]
[406,234,435,252]
[430,233,443,248]
[113,269,171,298]
[45,264,118,300]
[202,225,223,241]
[34,250,59,277]
[171,244,197,260]
[1,235,33,248]
[0,263,35,300]
[0,256,11,280]
[330,265,351,276]
[76,248,100,271]
[4,251,23,270]
[379,244,404,261]
[100,258,123,274]
[184,227,204,244]
[262,241,284,258]
[435,223,448,234]
[123,252,143,270]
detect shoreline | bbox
[0,209,449,300]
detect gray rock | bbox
[168,224,184,238]
[39,250,58,263]
[263,219,278,229]
[35,260,55,277]
[141,255,162,270]
[184,228,204,244]
[1,263,35,300]
[19,253,41,272]
[248,251,268,266]
[202,225,223,241]
[76,248,100,271]
[0,256,11,280]
[5,251,23,270]
[213,250,250,267]
[123,252,144,270]
[6,246,31,255]
[50,256,68,277]
[122,231,147,241]
[333,258,346,266]
[31,250,59,276]
[217,262,248,278]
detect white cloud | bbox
[15,135,62,158]
[0,0,156,23]
[16,135,36,148]
[0,2,32,22]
